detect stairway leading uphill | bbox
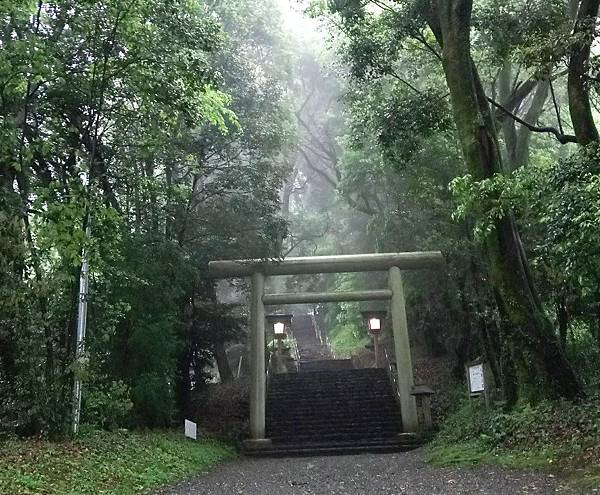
[245,315,419,456]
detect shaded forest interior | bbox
[1,0,600,439]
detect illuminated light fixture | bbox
[266,314,293,340]
[360,310,387,368]
[361,310,387,336]
[274,322,285,335]
[369,317,381,332]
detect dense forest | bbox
[1,0,600,441]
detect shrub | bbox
[192,378,249,444]
[83,380,133,430]
[434,398,600,452]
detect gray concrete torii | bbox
[208,251,444,443]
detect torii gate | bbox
[208,251,444,446]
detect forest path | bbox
[155,449,585,494]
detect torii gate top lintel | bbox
[208,251,444,278]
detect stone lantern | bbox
[360,310,387,368]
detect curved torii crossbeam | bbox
[209,251,444,445]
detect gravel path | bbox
[155,450,592,494]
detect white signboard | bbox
[468,363,485,393]
[184,419,197,440]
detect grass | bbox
[425,399,600,489]
[0,428,236,495]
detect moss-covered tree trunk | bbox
[568,0,600,145]
[423,0,583,399]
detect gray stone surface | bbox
[154,450,591,494]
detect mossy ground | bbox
[0,428,236,495]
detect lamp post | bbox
[361,310,387,368]
[266,314,293,354]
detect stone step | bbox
[268,387,392,398]
[268,404,398,416]
[268,395,393,404]
[244,436,420,457]
[268,390,392,398]
[298,360,353,372]
[270,368,387,379]
[269,429,402,443]
[268,414,400,426]
[269,385,392,394]
[268,407,400,421]
[268,425,401,436]
[268,406,398,417]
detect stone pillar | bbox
[249,271,267,440]
[388,266,418,432]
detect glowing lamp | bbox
[360,310,387,368]
[361,310,387,336]
[274,321,286,335]
[266,314,293,340]
[369,317,381,332]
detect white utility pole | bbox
[72,173,90,435]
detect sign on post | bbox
[467,362,485,394]
[184,419,197,440]
[466,359,489,406]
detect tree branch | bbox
[487,97,578,144]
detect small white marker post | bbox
[184,419,197,440]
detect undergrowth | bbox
[426,398,600,489]
[0,428,236,495]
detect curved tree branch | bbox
[487,97,578,144]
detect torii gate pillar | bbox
[388,266,418,432]
[249,271,267,440]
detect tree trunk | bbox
[557,296,569,349]
[498,61,518,166]
[423,0,583,399]
[497,63,549,170]
[214,341,234,383]
[513,80,550,168]
[568,0,600,144]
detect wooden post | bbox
[373,333,380,368]
[388,266,418,432]
[249,271,267,440]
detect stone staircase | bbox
[247,368,419,456]
[244,314,420,457]
[292,315,332,361]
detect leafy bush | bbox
[83,381,133,430]
[131,374,175,428]
[192,378,249,444]
[566,323,600,392]
[433,398,600,453]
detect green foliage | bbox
[538,143,600,290]
[326,276,370,356]
[428,398,600,474]
[83,381,133,431]
[329,319,369,356]
[0,429,236,495]
[473,0,570,66]
[565,322,600,390]
[449,172,530,241]
[0,0,296,437]
[372,87,452,165]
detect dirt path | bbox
[155,450,589,494]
